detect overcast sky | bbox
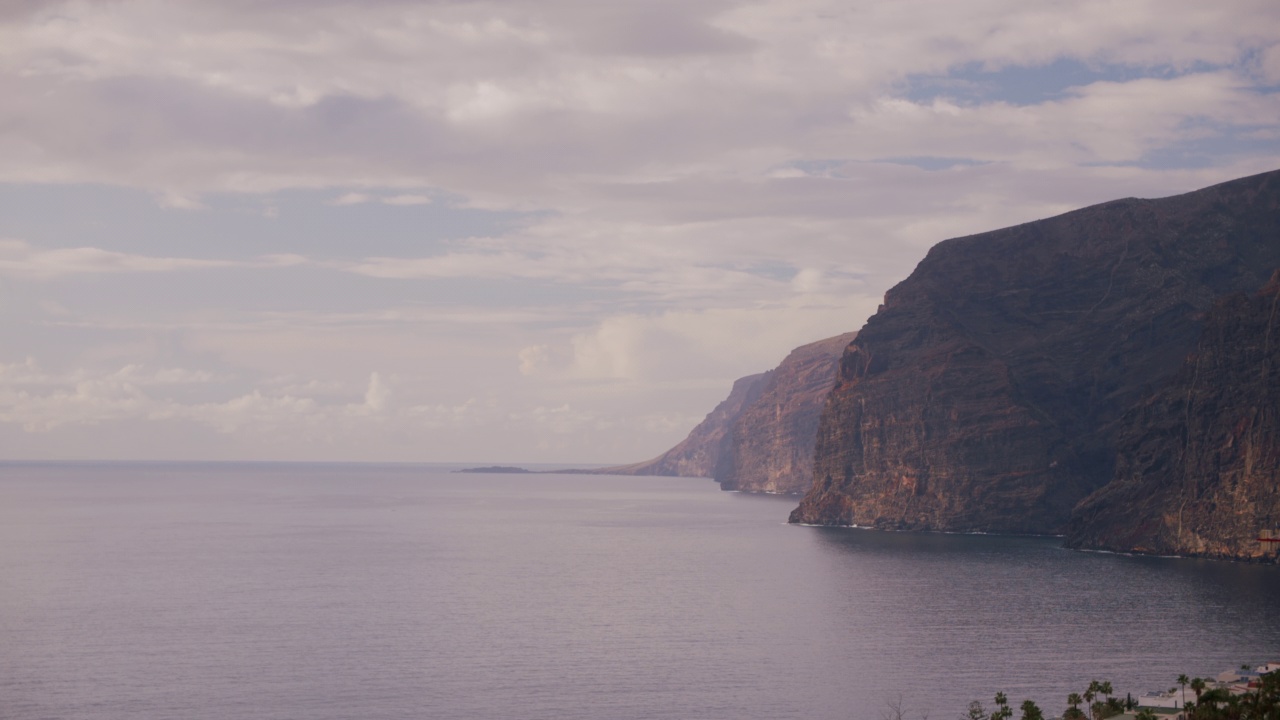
[2,0,1279,463]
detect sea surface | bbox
[2,462,1279,720]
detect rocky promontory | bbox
[719,333,857,493]
[791,169,1280,535]
[1064,270,1280,559]
[599,371,771,480]
[599,332,854,494]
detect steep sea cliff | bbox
[1065,270,1280,560]
[791,169,1280,537]
[600,372,771,480]
[601,332,854,494]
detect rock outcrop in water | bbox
[790,169,1280,535]
[600,332,854,494]
[1064,270,1280,560]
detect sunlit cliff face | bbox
[2,0,1279,462]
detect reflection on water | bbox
[804,525,1280,715]
[1,463,1278,720]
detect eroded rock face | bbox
[720,332,857,494]
[791,169,1280,534]
[1064,271,1280,560]
[601,372,771,479]
[599,332,854,494]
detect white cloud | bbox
[155,189,206,210]
[331,191,432,206]
[562,299,877,383]
[517,344,549,376]
[381,194,432,206]
[0,239,311,279]
[332,192,371,205]
[2,362,392,435]
[0,0,1273,200]
[0,0,1278,462]
[362,371,390,412]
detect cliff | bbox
[602,372,771,479]
[1064,270,1280,559]
[599,331,854,493]
[791,169,1280,534]
[720,332,857,493]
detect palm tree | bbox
[1178,675,1190,708]
[1019,699,1044,720]
[1065,692,1085,720]
[992,692,1013,720]
[1190,677,1207,705]
[1084,682,1101,720]
[1099,681,1114,714]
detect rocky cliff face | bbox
[601,332,854,494]
[791,169,1280,534]
[720,332,857,493]
[602,371,771,479]
[1064,270,1280,560]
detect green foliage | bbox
[1096,698,1124,719]
[975,670,1280,720]
[1065,692,1086,720]
[991,692,1013,720]
[1183,671,1280,719]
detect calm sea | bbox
[2,462,1278,720]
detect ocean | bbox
[2,462,1278,720]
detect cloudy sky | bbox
[2,0,1279,463]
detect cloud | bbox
[0,239,309,279]
[155,189,207,210]
[561,299,877,383]
[517,344,549,376]
[362,371,390,412]
[1,0,1278,462]
[331,191,432,206]
[0,0,1273,202]
[1263,44,1280,84]
[0,361,389,434]
[0,239,231,278]
[332,192,371,205]
[0,358,219,389]
[381,194,432,206]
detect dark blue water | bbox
[2,462,1278,720]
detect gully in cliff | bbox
[786,168,1280,560]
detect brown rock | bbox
[791,169,1280,534]
[597,332,855,494]
[1064,272,1280,560]
[600,371,771,479]
[720,333,857,494]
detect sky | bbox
[2,0,1279,463]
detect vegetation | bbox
[959,692,1041,720]
[1184,670,1280,720]
[962,668,1280,720]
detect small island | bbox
[454,465,533,474]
